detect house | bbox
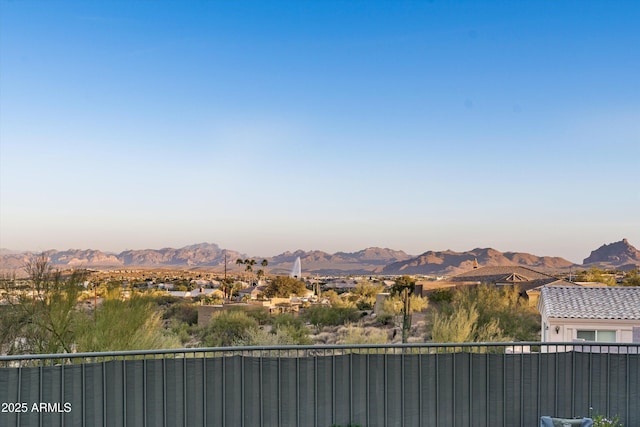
[446,265,571,291]
[538,286,640,343]
[324,278,358,290]
[419,265,575,303]
[238,285,267,300]
[168,288,220,298]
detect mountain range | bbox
[1,239,638,276]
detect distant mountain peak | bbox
[583,239,640,267]
[382,247,577,275]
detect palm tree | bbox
[256,259,268,283]
[244,259,256,273]
[243,259,256,284]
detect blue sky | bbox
[1,1,638,263]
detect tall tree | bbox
[263,276,307,298]
[256,259,269,281]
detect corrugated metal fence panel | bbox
[367,354,386,427]
[350,354,368,426]
[204,356,224,426]
[1,350,639,427]
[629,353,640,427]
[419,352,438,427]
[402,353,421,427]
[297,357,316,426]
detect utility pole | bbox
[224,251,227,281]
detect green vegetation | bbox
[390,275,415,296]
[0,255,182,354]
[350,281,384,310]
[197,310,311,346]
[623,269,640,286]
[162,301,198,325]
[2,256,550,353]
[428,288,454,303]
[431,303,505,343]
[428,284,540,342]
[339,325,388,345]
[75,290,181,352]
[592,412,623,427]
[302,305,361,331]
[0,255,85,354]
[198,310,259,347]
[270,313,311,344]
[263,276,307,298]
[576,266,616,285]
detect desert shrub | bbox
[390,275,415,296]
[356,300,372,310]
[623,269,640,286]
[381,295,428,317]
[163,302,198,325]
[429,288,454,303]
[270,313,311,344]
[75,292,181,352]
[448,284,539,341]
[576,267,616,286]
[152,295,180,306]
[233,327,300,346]
[430,302,508,343]
[244,307,271,325]
[376,312,395,326]
[352,281,384,308]
[170,320,194,345]
[339,325,388,345]
[198,310,258,347]
[302,306,360,330]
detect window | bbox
[576,330,616,342]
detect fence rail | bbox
[1,342,639,426]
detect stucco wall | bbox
[541,315,640,343]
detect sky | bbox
[1,1,638,263]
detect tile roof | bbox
[539,286,640,320]
[447,265,573,291]
[450,265,554,282]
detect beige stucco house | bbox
[538,286,640,344]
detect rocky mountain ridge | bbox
[1,240,637,276]
[583,238,640,270]
[382,247,577,276]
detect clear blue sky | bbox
[1,1,638,263]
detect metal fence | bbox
[1,342,639,427]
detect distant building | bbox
[416,265,575,302]
[168,288,219,298]
[238,285,267,300]
[324,278,358,290]
[538,286,640,344]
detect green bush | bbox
[375,312,395,326]
[302,306,360,329]
[263,276,307,298]
[198,311,258,347]
[429,288,454,303]
[75,293,181,352]
[271,313,311,344]
[163,302,198,325]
